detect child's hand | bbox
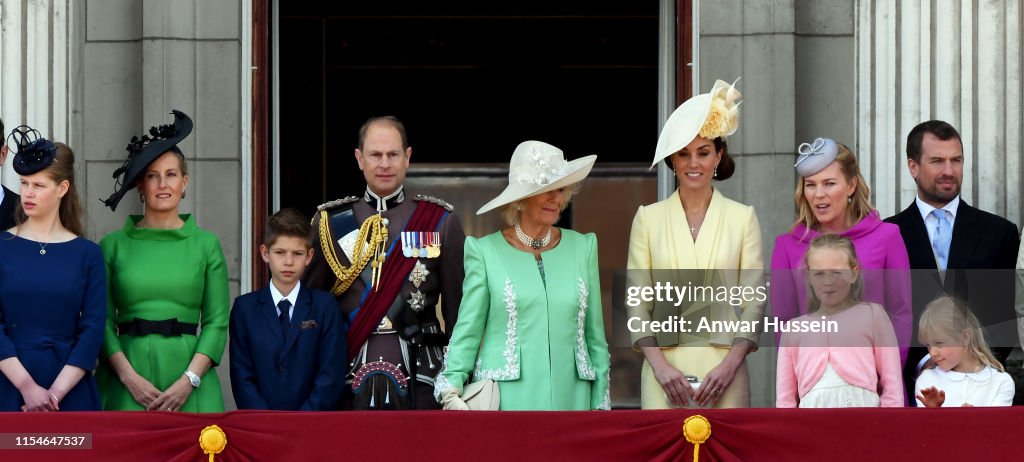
[916,386,945,408]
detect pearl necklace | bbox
[514,223,551,250]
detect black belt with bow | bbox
[118,318,198,337]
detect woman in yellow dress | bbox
[627,80,764,409]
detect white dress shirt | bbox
[269,280,300,319]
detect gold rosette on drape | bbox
[683,415,711,461]
[199,425,227,462]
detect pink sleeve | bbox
[873,304,906,407]
[883,230,912,367]
[770,236,799,346]
[776,336,799,408]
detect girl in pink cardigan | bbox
[776,235,904,407]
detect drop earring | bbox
[848,196,852,203]
[713,166,718,178]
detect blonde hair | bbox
[803,234,864,313]
[500,182,581,226]
[793,143,873,239]
[919,296,1004,372]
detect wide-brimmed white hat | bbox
[651,78,742,168]
[477,140,597,215]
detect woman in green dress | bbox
[434,141,610,410]
[96,110,229,412]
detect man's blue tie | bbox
[930,209,951,271]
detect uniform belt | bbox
[118,318,198,337]
[417,333,448,346]
[371,322,445,346]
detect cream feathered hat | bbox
[651,78,742,168]
[477,140,597,215]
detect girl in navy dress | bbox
[0,127,105,411]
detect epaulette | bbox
[317,196,359,211]
[414,194,454,211]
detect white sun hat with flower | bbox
[477,140,597,215]
[651,78,743,168]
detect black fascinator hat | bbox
[102,110,193,211]
[8,126,58,176]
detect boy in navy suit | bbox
[230,208,346,410]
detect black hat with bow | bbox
[102,110,193,211]
[8,125,58,176]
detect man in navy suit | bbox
[0,117,21,230]
[885,120,1020,403]
[230,208,347,410]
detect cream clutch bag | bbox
[461,379,500,410]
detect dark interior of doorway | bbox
[277,1,658,213]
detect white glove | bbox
[440,388,470,411]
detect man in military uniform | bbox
[305,115,466,410]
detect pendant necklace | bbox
[37,231,52,255]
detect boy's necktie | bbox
[278,299,292,337]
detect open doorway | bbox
[275,1,660,213]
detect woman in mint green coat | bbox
[434,141,610,410]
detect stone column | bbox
[857,0,1024,223]
[0,0,82,192]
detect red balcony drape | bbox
[0,408,1019,461]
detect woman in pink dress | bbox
[769,138,911,365]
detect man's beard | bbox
[920,178,960,204]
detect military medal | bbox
[419,232,429,258]
[409,260,430,288]
[408,290,426,312]
[427,232,440,258]
[401,231,413,258]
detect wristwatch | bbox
[184,370,201,388]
